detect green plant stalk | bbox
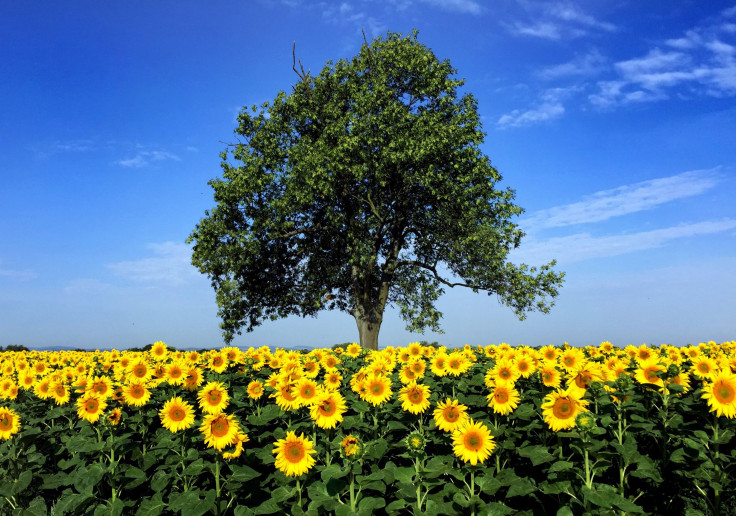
[214,455,222,516]
[712,415,721,516]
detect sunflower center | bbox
[208,391,222,404]
[319,400,336,416]
[170,407,186,421]
[444,407,459,422]
[714,381,735,404]
[408,389,422,403]
[169,368,182,379]
[134,366,146,377]
[0,416,11,430]
[55,385,65,396]
[499,369,511,379]
[495,390,509,403]
[645,369,659,382]
[463,431,482,451]
[699,363,710,373]
[213,357,224,366]
[553,398,574,419]
[131,385,145,398]
[85,399,99,412]
[211,418,230,437]
[370,383,384,395]
[285,442,306,463]
[301,386,315,398]
[564,357,574,366]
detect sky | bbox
[1,1,735,351]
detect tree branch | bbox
[395,259,491,290]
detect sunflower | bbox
[701,372,736,418]
[272,382,301,411]
[541,387,589,432]
[49,381,71,405]
[273,431,317,477]
[487,382,520,415]
[398,381,431,415]
[452,419,496,466]
[539,364,562,388]
[200,412,240,451]
[635,358,665,388]
[160,397,196,432]
[692,356,719,380]
[208,352,229,374]
[361,374,393,406]
[345,343,362,358]
[446,352,471,376]
[310,389,347,429]
[341,435,361,457]
[399,365,420,385]
[122,380,152,407]
[86,376,114,399]
[127,359,153,382]
[0,407,21,440]
[302,359,320,378]
[76,393,108,423]
[292,378,320,407]
[559,348,584,372]
[198,381,230,414]
[150,341,168,361]
[247,380,264,400]
[182,366,205,391]
[515,356,536,378]
[322,371,342,391]
[107,408,122,426]
[433,398,469,433]
[429,353,449,377]
[222,432,250,460]
[165,361,187,386]
[321,354,341,371]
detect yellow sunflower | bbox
[246,380,264,400]
[222,432,250,460]
[0,407,21,440]
[107,408,122,426]
[345,343,362,358]
[635,358,665,388]
[341,435,361,457]
[182,367,205,392]
[541,387,589,432]
[150,341,168,361]
[398,381,431,415]
[127,359,153,382]
[539,364,562,389]
[446,352,471,376]
[292,378,320,407]
[49,381,71,405]
[198,381,230,414]
[273,431,317,477]
[322,371,343,391]
[452,419,496,465]
[701,372,736,418]
[429,353,449,377]
[160,397,196,432]
[86,375,114,399]
[122,380,152,407]
[200,413,240,451]
[692,356,719,380]
[76,393,108,423]
[487,382,520,415]
[433,398,469,433]
[361,374,393,406]
[165,361,187,386]
[272,382,301,411]
[310,389,347,429]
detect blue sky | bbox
[2,1,735,350]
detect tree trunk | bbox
[355,315,382,350]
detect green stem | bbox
[349,471,357,513]
[713,415,721,516]
[214,455,222,516]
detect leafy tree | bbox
[188,31,564,350]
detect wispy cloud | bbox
[590,12,736,107]
[0,261,36,281]
[497,86,578,128]
[522,169,722,230]
[537,50,607,80]
[116,151,181,168]
[108,242,198,286]
[515,219,736,265]
[415,0,482,15]
[508,2,615,40]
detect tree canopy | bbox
[188,31,564,349]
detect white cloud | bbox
[116,150,181,168]
[0,262,36,281]
[509,2,615,40]
[416,0,481,15]
[590,12,736,107]
[108,242,198,286]
[497,86,578,128]
[537,50,606,80]
[522,169,722,230]
[514,219,736,265]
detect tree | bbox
[188,31,564,350]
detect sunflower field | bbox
[1,340,736,515]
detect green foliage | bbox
[188,30,564,347]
